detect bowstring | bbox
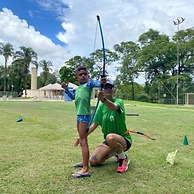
[93,20,98,53]
[87,16,105,132]
[86,18,100,132]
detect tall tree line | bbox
[60,28,194,103]
[0,44,55,97]
[1,28,194,103]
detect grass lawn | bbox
[0,100,194,194]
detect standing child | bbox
[62,66,105,178]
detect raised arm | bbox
[61,82,75,100]
[98,91,119,111]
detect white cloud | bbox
[56,0,194,81]
[57,22,75,44]
[0,8,70,73]
[58,0,194,52]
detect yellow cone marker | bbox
[34,116,37,122]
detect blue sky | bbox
[0,0,68,46]
[0,0,194,82]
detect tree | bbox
[114,41,139,100]
[89,49,118,79]
[0,66,4,91]
[0,42,14,95]
[59,55,96,84]
[136,28,194,103]
[138,29,172,80]
[39,60,53,85]
[173,28,194,75]
[13,46,38,97]
[59,56,85,84]
[37,72,57,88]
[8,60,26,93]
[137,29,175,101]
[59,66,75,83]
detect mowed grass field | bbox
[0,100,194,194]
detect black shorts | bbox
[103,137,131,152]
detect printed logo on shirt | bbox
[110,116,114,121]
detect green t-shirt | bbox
[75,81,100,115]
[93,98,132,144]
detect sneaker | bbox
[117,156,130,173]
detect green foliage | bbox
[90,49,118,78]
[59,50,118,82]
[0,101,194,193]
[1,27,194,103]
[39,60,53,85]
[0,42,14,94]
[114,41,139,81]
[59,66,75,83]
[13,46,38,97]
[37,72,57,88]
[115,82,145,101]
[137,94,150,102]
[59,56,95,83]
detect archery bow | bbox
[86,15,106,132]
[124,129,155,140]
[97,15,106,77]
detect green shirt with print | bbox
[93,98,132,144]
[75,83,92,115]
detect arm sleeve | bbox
[65,89,75,100]
[86,80,101,89]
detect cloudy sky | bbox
[0,0,194,81]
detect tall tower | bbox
[31,67,37,90]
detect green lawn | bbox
[0,100,193,194]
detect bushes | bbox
[137,95,149,102]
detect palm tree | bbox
[39,60,53,85]
[13,46,38,97]
[0,42,14,95]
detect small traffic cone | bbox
[183,135,188,145]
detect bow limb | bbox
[86,15,106,133]
[97,15,106,78]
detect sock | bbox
[108,152,116,158]
[117,152,126,159]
